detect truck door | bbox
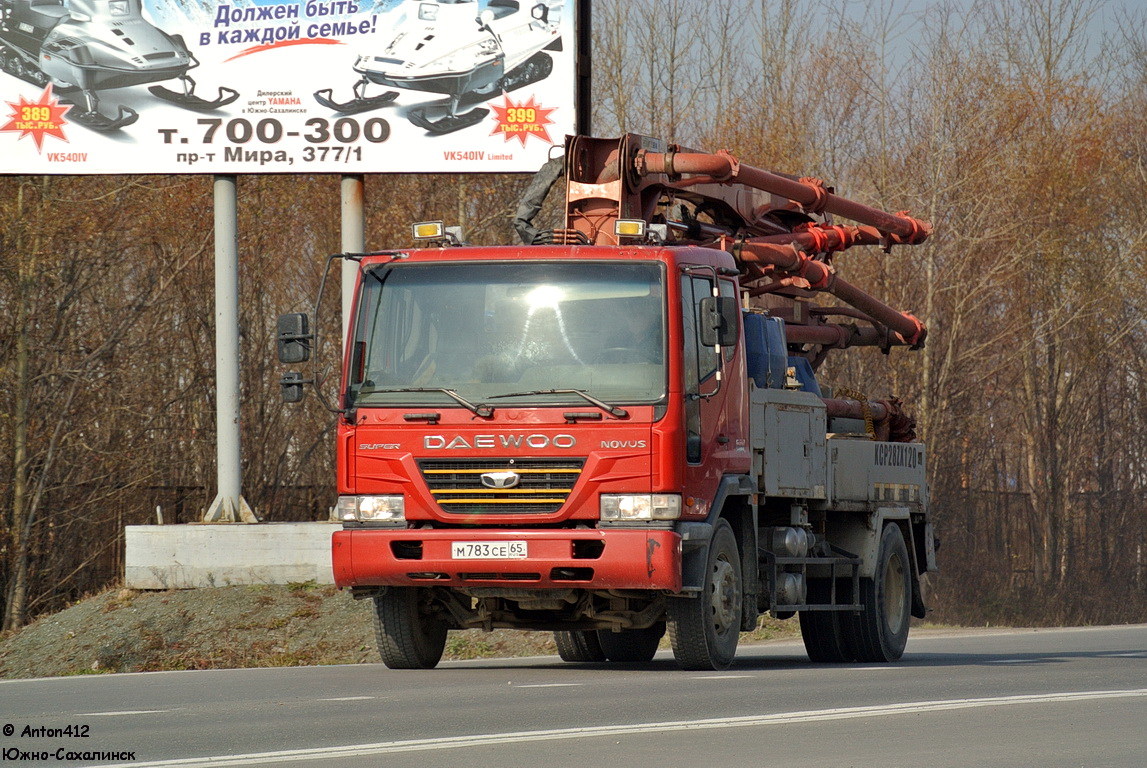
[680,273,744,502]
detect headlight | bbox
[338,495,405,523]
[600,494,681,521]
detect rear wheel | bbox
[799,577,857,663]
[372,588,448,669]
[849,523,912,662]
[596,622,666,663]
[554,630,606,662]
[668,519,742,670]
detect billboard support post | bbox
[577,0,592,135]
[341,174,364,343]
[203,174,255,523]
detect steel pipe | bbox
[731,240,926,347]
[637,150,932,244]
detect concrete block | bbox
[124,522,339,589]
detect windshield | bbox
[348,261,666,408]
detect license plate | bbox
[451,541,528,559]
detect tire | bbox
[799,577,857,663]
[596,622,666,663]
[554,630,607,662]
[668,519,742,670]
[849,523,912,662]
[372,588,448,669]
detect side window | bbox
[692,276,718,382]
[720,278,737,363]
[680,275,701,463]
[680,276,699,393]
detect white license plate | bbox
[451,541,528,559]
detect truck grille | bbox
[418,458,585,515]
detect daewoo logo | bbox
[480,471,521,489]
[424,434,577,449]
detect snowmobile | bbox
[0,0,237,131]
[314,0,563,134]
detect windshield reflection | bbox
[349,261,666,407]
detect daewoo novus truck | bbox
[278,134,939,670]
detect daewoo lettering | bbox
[424,434,577,450]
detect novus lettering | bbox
[600,440,647,449]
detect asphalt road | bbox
[2,625,1145,768]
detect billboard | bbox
[0,0,578,173]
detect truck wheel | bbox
[799,578,857,663]
[596,622,666,663]
[668,519,742,670]
[851,523,912,662]
[554,630,606,662]
[372,588,448,669]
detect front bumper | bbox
[333,528,682,592]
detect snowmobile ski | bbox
[313,85,398,115]
[149,79,239,112]
[408,105,489,135]
[59,101,139,131]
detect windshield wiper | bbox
[486,389,628,418]
[361,387,494,418]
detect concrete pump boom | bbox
[556,134,931,353]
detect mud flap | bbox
[677,522,713,593]
[911,573,928,619]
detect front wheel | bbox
[372,588,448,669]
[849,523,912,662]
[668,519,742,670]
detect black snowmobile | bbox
[0,0,237,131]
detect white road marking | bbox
[317,696,375,702]
[1111,652,1147,658]
[75,710,171,717]
[102,689,1147,767]
[515,683,583,688]
[692,675,756,680]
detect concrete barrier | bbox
[124,522,338,589]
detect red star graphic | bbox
[489,95,556,147]
[1,85,72,151]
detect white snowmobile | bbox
[0,0,237,131]
[314,0,563,134]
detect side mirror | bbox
[280,372,306,403]
[478,9,495,28]
[699,296,739,348]
[276,313,311,364]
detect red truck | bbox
[278,134,938,670]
